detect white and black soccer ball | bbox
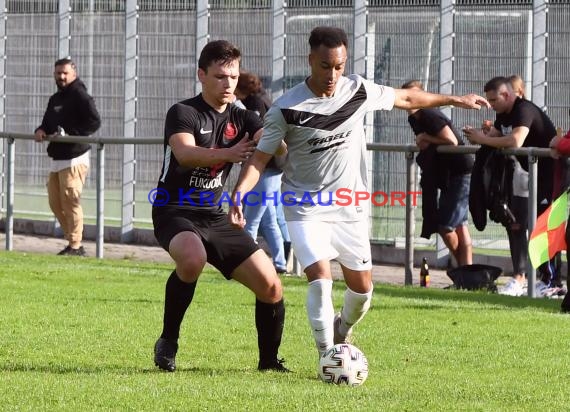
[318,343,369,386]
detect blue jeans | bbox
[275,201,290,243]
[244,168,286,271]
[438,173,470,231]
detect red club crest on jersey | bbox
[208,146,225,176]
[210,161,225,177]
[224,122,238,140]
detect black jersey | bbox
[495,97,555,168]
[156,94,263,211]
[495,97,555,201]
[407,108,474,177]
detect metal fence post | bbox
[0,0,6,234]
[527,153,538,297]
[5,136,13,250]
[271,0,285,100]
[532,0,548,111]
[439,0,454,100]
[405,149,415,286]
[437,0,455,268]
[58,0,70,59]
[121,0,138,244]
[194,0,209,96]
[96,142,105,259]
[353,0,367,77]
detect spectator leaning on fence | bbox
[34,58,101,257]
[229,26,489,361]
[464,76,559,297]
[401,79,474,268]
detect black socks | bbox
[255,298,285,366]
[159,271,286,366]
[160,271,197,341]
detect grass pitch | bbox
[0,250,568,411]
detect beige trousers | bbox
[47,164,88,248]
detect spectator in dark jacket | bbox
[402,80,474,267]
[34,58,101,256]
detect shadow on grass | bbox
[0,362,307,379]
[0,363,157,375]
[79,297,159,304]
[375,285,565,313]
[283,275,565,312]
[0,250,171,272]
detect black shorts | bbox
[152,206,259,279]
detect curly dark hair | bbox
[308,26,348,51]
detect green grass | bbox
[1,251,569,411]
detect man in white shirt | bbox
[230,26,489,360]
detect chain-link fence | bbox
[1,0,569,252]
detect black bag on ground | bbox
[446,264,502,292]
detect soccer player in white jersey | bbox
[229,26,489,359]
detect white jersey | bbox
[257,74,395,221]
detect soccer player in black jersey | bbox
[152,40,288,372]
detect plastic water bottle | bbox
[420,257,430,288]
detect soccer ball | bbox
[318,343,369,386]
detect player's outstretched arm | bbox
[393,88,490,111]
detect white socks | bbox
[307,279,374,356]
[339,285,373,337]
[306,279,335,356]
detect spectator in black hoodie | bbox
[34,58,101,256]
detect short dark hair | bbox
[308,26,348,51]
[401,80,423,90]
[236,70,263,96]
[54,58,75,69]
[198,40,241,72]
[484,76,511,93]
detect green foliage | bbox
[0,251,568,411]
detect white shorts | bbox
[287,219,372,271]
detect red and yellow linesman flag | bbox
[528,190,568,268]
